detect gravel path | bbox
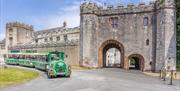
[1,67,180,91]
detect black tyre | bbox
[47,72,52,79]
[65,73,71,78]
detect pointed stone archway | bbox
[98,40,125,68]
[128,54,145,71]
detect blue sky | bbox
[0,0,154,40]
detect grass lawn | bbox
[0,67,40,88]
[71,65,96,70]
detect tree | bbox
[176,0,180,70]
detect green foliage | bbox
[177,0,180,69]
[0,67,39,88]
[160,0,165,4]
[177,0,180,8]
[130,58,135,65]
[177,62,180,69]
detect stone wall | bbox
[156,0,176,70]
[80,0,176,71]
[21,45,80,66]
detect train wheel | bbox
[47,72,52,79]
[65,73,71,78]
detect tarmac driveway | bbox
[1,68,180,91]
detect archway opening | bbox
[128,54,144,71]
[98,40,124,68]
[104,48,121,68]
[129,57,141,70]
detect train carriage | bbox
[5,51,71,78]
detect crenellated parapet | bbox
[6,22,33,31]
[80,2,100,15]
[80,0,176,16]
[155,0,175,9]
[80,1,157,16]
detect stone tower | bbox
[155,0,176,70]
[6,22,33,49]
[80,2,99,67]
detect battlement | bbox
[6,22,33,31]
[81,1,156,15]
[80,0,175,15]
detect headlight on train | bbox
[30,63,33,65]
[68,66,71,70]
[46,65,50,69]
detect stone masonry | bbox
[80,0,176,71]
[0,0,176,71]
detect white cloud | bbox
[0,32,5,41]
[140,0,156,3]
[31,1,80,30]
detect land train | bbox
[4,51,71,78]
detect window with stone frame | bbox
[110,17,118,28]
[9,37,13,46]
[56,36,60,41]
[50,37,53,41]
[9,28,13,32]
[35,39,38,43]
[44,38,48,42]
[146,39,149,46]
[64,35,67,41]
[143,17,149,26]
[9,28,13,36]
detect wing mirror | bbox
[65,54,68,58]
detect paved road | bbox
[1,68,180,91]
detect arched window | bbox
[146,39,149,46]
[143,17,149,26]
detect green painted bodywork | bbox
[5,51,71,78]
[5,58,18,65]
[46,52,71,78]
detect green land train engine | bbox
[46,52,71,78]
[5,51,71,78]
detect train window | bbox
[30,56,33,60]
[15,55,18,59]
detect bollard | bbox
[169,70,173,85]
[160,70,162,79]
[163,70,166,81]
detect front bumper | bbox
[48,70,66,76]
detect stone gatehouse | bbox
[0,0,176,71]
[79,0,176,71]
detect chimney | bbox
[63,21,67,27]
